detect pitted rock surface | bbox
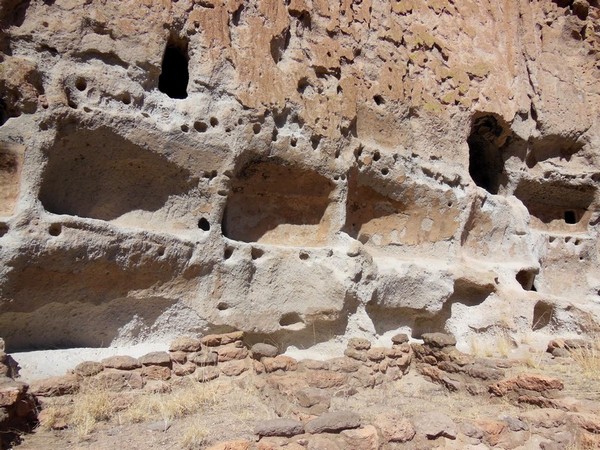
[0,0,598,358]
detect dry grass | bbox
[122,379,222,424]
[37,397,71,431]
[70,386,116,436]
[468,333,514,358]
[570,339,600,381]
[180,418,209,450]
[567,430,600,450]
[524,351,544,369]
[496,333,514,358]
[37,373,274,441]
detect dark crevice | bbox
[270,27,291,64]
[0,99,7,126]
[231,4,243,26]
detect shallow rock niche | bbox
[0,0,599,352]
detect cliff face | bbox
[0,0,599,352]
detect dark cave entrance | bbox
[468,115,505,194]
[158,37,189,99]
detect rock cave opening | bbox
[158,36,189,99]
[525,135,585,168]
[343,167,459,247]
[39,126,197,222]
[516,269,537,291]
[343,167,406,245]
[467,114,506,194]
[513,179,594,231]
[222,157,334,245]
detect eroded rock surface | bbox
[0,0,599,352]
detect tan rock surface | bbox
[0,0,597,375]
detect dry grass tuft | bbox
[37,398,71,431]
[469,333,514,358]
[524,351,544,369]
[496,334,513,358]
[70,386,116,436]
[122,379,222,424]
[567,430,600,450]
[180,418,210,450]
[570,338,600,381]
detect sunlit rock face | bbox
[0,0,599,352]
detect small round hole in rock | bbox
[251,247,264,260]
[381,168,389,176]
[198,218,210,231]
[194,121,208,132]
[181,124,189,132]
[121,93,131,105]
[224,247,234,259]
[373,95,385,105]
[157,247,165,257]
[290,137,297,147]
[210,117,219,127]
[75,78,87,91]
[253,123,261,134]
[373,151,381,161]
[299,251,309,260]
[217,302,229,311]
[49,223,62,236]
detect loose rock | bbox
[305,411,361,434]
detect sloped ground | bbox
[4,332,600,450]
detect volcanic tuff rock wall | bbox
[0,0,599,352]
